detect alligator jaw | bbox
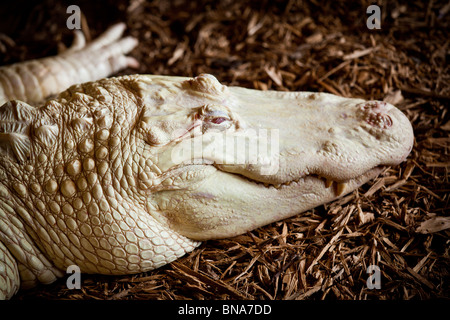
[227,165,386,197]
[154,164,385,241]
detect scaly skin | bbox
[0,27,414,300]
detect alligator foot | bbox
[0,23,138,105]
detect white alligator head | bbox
[124,73,413,240]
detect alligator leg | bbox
[0,23,138,105]
[0,240,20,300]
[0,188,64,298]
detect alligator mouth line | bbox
[227,165,386,196]
[150,159,384,197]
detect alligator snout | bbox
[357,101,393,129]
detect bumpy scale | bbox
[0,23,196,299]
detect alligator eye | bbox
[210,117,228,124]
[204,110,231,125]
[196,108,232,134]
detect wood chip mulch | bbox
[1,0,448,300]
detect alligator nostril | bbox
[357,101,393,129]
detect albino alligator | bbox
[0,24,414,299]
